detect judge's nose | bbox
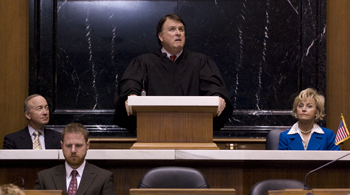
[175,29,181,35]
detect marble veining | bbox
[29,0,326,137]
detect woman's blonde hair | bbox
[292,88,325,122]
[0,184,25,195]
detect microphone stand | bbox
[11,177,25,190]
[304,152,350,190]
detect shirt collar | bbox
[161,47,183,61]
[287,122,324,135]
[28,125,45,136]
[65,160,86,178]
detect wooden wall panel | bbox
[1,159,349,195]
[0,0,350,150]
[326,0,350,150]
[0,1,29,147]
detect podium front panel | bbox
[128,96,219,149]
[137,112,213,142]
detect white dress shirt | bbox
[161,47,183,61]
[287,122,324,149]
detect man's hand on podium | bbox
[217,97,226,116]
[125,94,137,116]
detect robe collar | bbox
[161,47,183,61]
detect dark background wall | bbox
[28,0,327,138]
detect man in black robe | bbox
[114,13,232,131]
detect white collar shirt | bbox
[288,122,324,149]
[161,47,183,61]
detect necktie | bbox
[68,170,78,195]
[33,130,42,150]
[170,55,176,62]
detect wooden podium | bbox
[128,96,220,149]
[23,190,66,195]
[269,189,350,195]
[129,188,236,195]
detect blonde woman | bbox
[0,184,25,195]
[278,88,340,150]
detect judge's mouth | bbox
[175,39,182,41]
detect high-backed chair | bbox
[249,179,305,195]
[137,166,209,188]
[265,129,285,150]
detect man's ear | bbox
[24,111,31,120]
[86,140,90,149]
[158,33,163,42]
[60,141,63,148]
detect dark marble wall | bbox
[29,0,326,138]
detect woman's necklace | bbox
[300,129,312,134]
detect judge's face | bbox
[296,97,317,123]
[61,132,90,169]
[25,96,50,129]
[158,18,185,54]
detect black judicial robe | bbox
[114,49,233,131]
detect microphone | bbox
[141,53,167,96]
[304,152,350,190]
[11,177,25,190]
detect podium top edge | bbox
[128,96,220,106]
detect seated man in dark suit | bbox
[2,94,61,149]
[34,123,116,195]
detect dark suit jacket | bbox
[278,126,340,150]
[2,126,62,149]
[33,162,116,195]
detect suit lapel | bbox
[19,127,33,149]
[288,134,305,150]
[307,133,322,150]
[77,162,97,195]
[53,164,68,193]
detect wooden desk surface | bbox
[1,150,350,195]
[1,150,350,161]
[269,189,350,195]
[129,188,236,195]
[23,190,66,195]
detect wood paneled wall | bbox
[1,1,350,149]
[1,159,350,195]
[326,0,350,150]
[0,1,29,147]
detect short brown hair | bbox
[61,123,89,142]
[156,14,185,46]
[292,88,325,122]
